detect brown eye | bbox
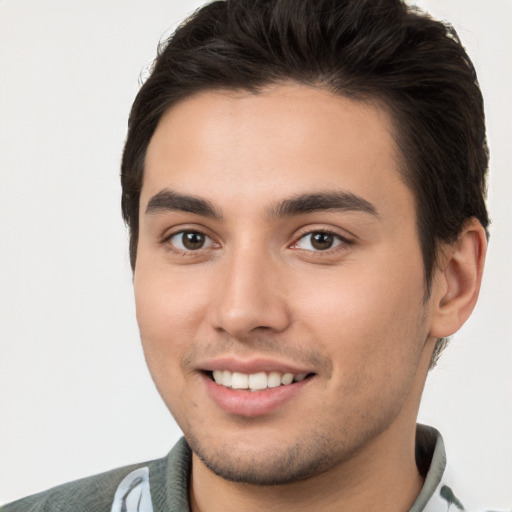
[169,231,213,251]
[294,231,344,251]
[311,232,335,250]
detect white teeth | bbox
[281,373,294,385]
[267,371,282,388]
[211,370,309,390]
[221,370,232,387]
[231,372,249,389]
[249,372,267,390]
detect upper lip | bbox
[197,356,314,375]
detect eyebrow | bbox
[145,189,379,220]
[145,189,222,219]
[266,191,379,219]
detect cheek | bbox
[293,257,427,389]
[298,276,426,432]
[133,264,214,422]
[134,264,210,372]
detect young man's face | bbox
[134,84,438,484]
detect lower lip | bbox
[202,373,311,417]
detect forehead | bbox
[142,84,409,218]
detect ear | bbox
[429,218,488,339]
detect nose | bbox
[208,246,291,339]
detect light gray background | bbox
[0,0,510,508]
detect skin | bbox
[134,84,487,511]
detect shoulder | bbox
[1,460,159,512]
[1,438,192,512]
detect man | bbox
[2,0,493,510]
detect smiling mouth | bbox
[205,370,315,391]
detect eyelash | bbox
[162,229,217,255]
[290,229,351,254]
[162,228,351,256]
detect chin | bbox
[186,427,373,486]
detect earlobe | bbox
[429,219,488,339]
